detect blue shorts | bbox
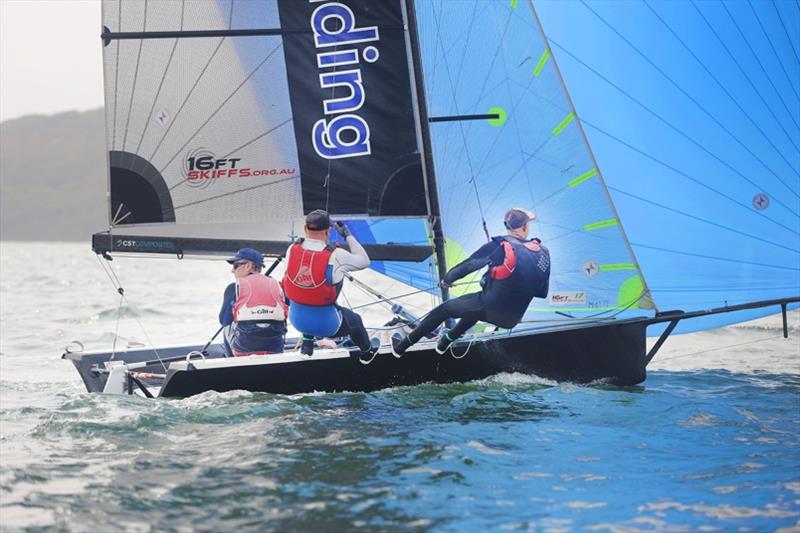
[288,303,342,338]
[225,323,285,356]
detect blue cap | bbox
[226,248,264,268]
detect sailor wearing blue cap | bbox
[392,208,551,356]
[219,248,287,356]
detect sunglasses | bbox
[232,261,250,269]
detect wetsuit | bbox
[405,235,550,344]
[283,236,372,351]
[219,276,287,355]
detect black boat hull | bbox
[158,318,648,398]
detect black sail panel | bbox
[277,0,426,216]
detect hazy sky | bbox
[0,0,104,122]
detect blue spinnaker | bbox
[534,0,799,330]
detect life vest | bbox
[487,237,549,298]
[232,274,287,322]
[282,241,339,306]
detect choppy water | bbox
[2,242,799,531]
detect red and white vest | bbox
[232,274,287,322]
[489,239,542,280]
[282,241,339,306]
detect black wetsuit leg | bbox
[408,293,486,344]
[334,305,371,351]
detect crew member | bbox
[392,208,551,355]
[282,209,376,359]
[219,248,287,356]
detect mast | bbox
[402,0,450,303]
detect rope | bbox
[448,335,476,360]
[350,284,439,310]
[430,4,490,241]
[95,254,168,372]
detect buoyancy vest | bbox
[232,274,288,322]
[486,236,550,299]
[282,241,339,306]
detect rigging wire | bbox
[491,5,548,249]
[94,254,168,372]
[431,0,491,241]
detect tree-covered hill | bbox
[0,109,107,241]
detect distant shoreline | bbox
[1,108,107,241]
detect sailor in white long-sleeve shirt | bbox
[282,209,375,358]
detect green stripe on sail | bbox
[533,49,550,77]
[599,263,637,272]
[551,112,574,136]
[583,218,618,232]
[511,0,518,8]
[567,168,597,188]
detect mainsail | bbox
[100,0,431,246]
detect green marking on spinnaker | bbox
[511,0,519,8]
[617,275,644,309]
[488,106,507,127]
[552,112,575,136]
[567,168,597,188]
[445,238,481,297]
[599,263,637,272]
[533,49,550,77]
[583,218,619,232]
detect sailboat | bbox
[65,0,799,398]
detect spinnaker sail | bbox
[534,0,799,330]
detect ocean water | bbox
[1,241,798,532]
